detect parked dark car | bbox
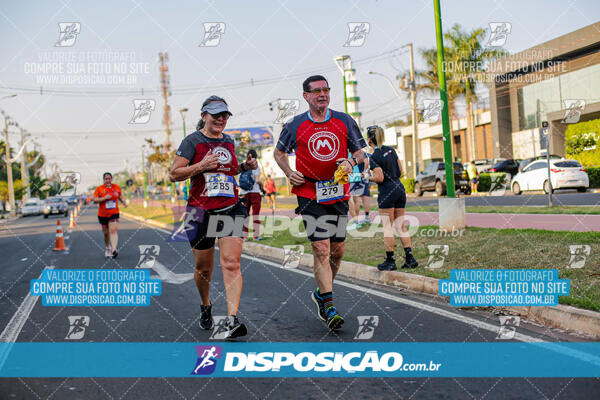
[43,197,69,218]
[59,194,78,205]
[487,159,520,178]
[415,162,470,196]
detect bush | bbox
[401,178,415,193]
[586,166,600,188]
[478,173,506,192]
[565,119,600,166]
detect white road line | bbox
[133,220,542,342]
[130,216,600,366]
[240,254,542,343]
[0,266,54,343]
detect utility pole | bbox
[433,0,455,198]
[141,146,149,208]
[159,52,172,151]
[408,43,419,177]
[19,128,29,201]
[3,114,16,216]
[542,121,553,207]
[159,52,175,202]
[179,107,189,202]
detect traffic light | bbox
[269,102,273,111]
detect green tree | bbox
[418,24,506,161]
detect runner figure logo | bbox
[59,172,81,186]
[561,100,586,124]
[422,99,443,123]
[489,174,507,196]
[344,22,370,47]
[199,23,226,47]
[425,245,449,269]
[191,345,222,375]
[137,245,160,269]
[65,316,90,340]
[308,131,339,162]
[487,22,512,47]
[209,317,230,340]
[282,245,304,269]
[129,99,156,124]
[567,245,591,269]
[169,207,201,242]
[55,22,81,47]
[277,99,300,124]
[496,316,520,340]
[354,316,379,340]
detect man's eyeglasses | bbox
[306,87,330,95]
[210,112,230,120]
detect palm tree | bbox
[444,24,506,160]
[418,24,506,161]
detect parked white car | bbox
[511,159,589,194]
[20,197,43,216]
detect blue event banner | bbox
[0,342,599,378]
[30,269,161,307]
[439,269,569,307]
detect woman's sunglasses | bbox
[210,112,230,120]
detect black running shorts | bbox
[295,196,349,242]
[98,214,119,227]
[377,181,407,209]
[187,201,248,250]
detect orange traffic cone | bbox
[69,210,76,228]
[53,220,67,251]
[74,206,78,218]
[78,202,81,213]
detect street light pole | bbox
[369,66,420,178]
[433,0,455,198]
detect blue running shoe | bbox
[311,290,326,321]
[325,306,344,331]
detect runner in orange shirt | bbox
[93,172,127,258]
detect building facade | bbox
[488,22,600,159]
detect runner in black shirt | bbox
[367,126,418,271]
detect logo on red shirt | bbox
[212,146,232,164]
[308,131,339,162]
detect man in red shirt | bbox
[274,75,366,331]
[93,172,127,258]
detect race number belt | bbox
[204,173,235,197]
[316,179,344,203]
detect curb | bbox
[121,212,600,339]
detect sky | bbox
[0,0,599,190]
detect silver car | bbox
[21,197,43,216]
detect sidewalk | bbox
[128,198,600,232]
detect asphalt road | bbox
[0,208,598,399]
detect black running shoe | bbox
[112,249,118,259]
[401,256,419,269]
[325,306,344,331]
[377,260,397,271]
[311,290,327,321]
[199,304,213,330]
[225,315,247,339]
